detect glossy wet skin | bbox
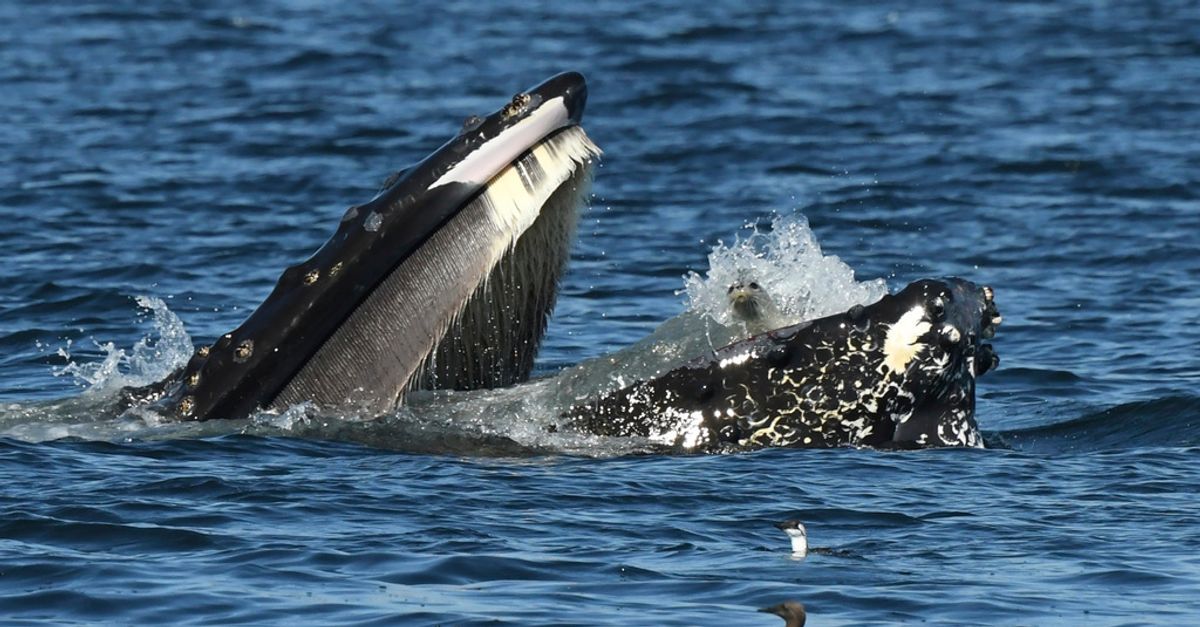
[157,73,592,422]
[563,277,1001,450]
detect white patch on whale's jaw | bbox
[431,96,570,188]
[882,305,931,373]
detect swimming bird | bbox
[759,601,807,627]
[726,279,787,335]
[775,519,808,557]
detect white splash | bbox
[682,214,887,326]
[54,296,194,395]
[252,401,321,431]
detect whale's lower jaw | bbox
[271,128,599,414]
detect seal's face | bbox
[563,277,1001,450]
[727,280,767,320]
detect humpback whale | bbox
[559,278,1001,451]
[113,72,1001,451]
[132,72,601,422]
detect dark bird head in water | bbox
[759,601,807,627]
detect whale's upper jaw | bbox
[388,71,588,193]
[841,276,1002,448]
[163,72,597,422]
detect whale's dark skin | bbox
[125,73,595,422]
[560,278,1001,451]
[111,74,1002,449]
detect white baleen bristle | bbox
[412,126,601,393]
[416,126,602,391]
[476,126,602,243]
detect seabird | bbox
[774,519,808,557]
[759,600,807,627]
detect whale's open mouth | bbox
[562,277,1002,450]
[161,73,601,421]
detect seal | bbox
[560,277,1001,450]
[727,278,787,336]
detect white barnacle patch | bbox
[882,305,931,373]
[364,211,383,232]
[233,339,254,363]
[719,350,753,369]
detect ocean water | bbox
[1,1,1199,624]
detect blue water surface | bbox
[1,1,1199,625]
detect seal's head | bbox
[774,519,808,556]
[727,280,771,322]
